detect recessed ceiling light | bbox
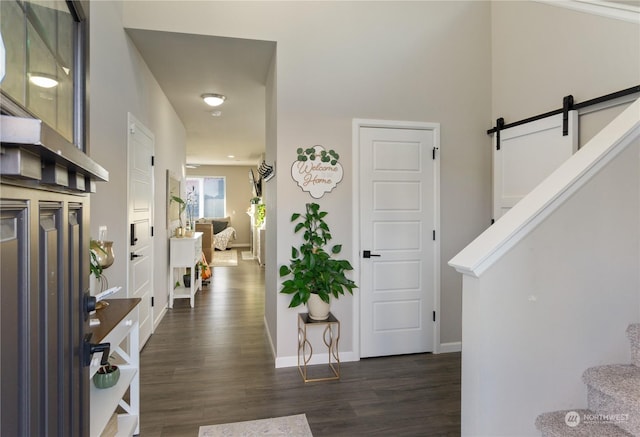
[228,155,235,159]
[201,93,226,107]
[29,73,58,88]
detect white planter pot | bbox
[307,294,330,320]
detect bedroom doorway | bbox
[355,120,440,358]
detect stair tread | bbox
[582,364,640,405]
[536,410,633,437]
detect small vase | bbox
[93,364,120,389]
[307,294,330,320]
[91,240,114,269]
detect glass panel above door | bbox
[1,0,74,141]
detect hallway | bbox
[139,250,461,436]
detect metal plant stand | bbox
[297,312,340,382]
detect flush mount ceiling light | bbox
[29,73,58,88]
[201,93,226,107]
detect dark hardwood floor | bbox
[139,249,461,436]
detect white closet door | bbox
[493,111,578,220]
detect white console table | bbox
[90,298,140,437]
[169,232,203,308]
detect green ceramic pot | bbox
[93,365,120,389]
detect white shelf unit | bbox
[169,232,203,308]
[90,300,140,437]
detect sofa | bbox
[196,216,236,262]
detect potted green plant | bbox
[279,203,357,320]
[255,203,266,228]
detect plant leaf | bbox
[279,265,291,276]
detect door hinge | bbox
[491,218,495,225]
[433,311,436,322]
[151,297,154,307]
[432,230,436,241]
[151,155,155,166]
[151,226,154,237]
[432,147,438,160]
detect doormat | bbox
[198,414,312,437]
[211,249,238,267]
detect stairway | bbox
[536,324,640,436]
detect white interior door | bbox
[128,113,154,349]
[493,111,578,220]
[359,123,439,358]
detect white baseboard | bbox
[275,351,359,368]
[439,341,462,353]
[263,315,277,360]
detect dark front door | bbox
[1,186,91,436]
[1,1,102,434]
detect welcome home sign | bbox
[291,145,344,199]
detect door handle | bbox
[84,292,96,319]
[83,333,111,366]
[130,252,142,261]
[130,223,138,246]
[363,250,381,258]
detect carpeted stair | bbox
[536,323,640,436]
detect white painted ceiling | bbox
[126,29,275,166]
[125,1,637,169]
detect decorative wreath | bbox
[296,147,339,165]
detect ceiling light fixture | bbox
[201,93,226,107]
[29,73,58,88]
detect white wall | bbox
[122,0,493,362]
[264,50,278,352]
[89,1,186,328]
[460,136,640,435]
[454,3,640,434]
[491,1,640,127]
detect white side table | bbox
[169,232,203,308]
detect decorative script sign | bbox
[291,145,344,199]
